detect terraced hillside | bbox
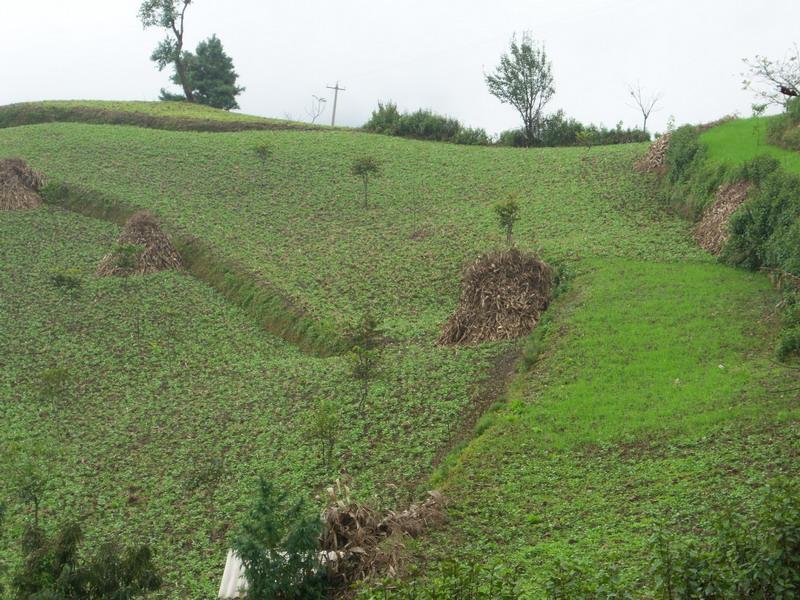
[1,102,798,598]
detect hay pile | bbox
[0,158,45,210]
[694,181,753,254]
[320,480,445,583]
[97,211,182,276]
[439,247,552,345]
[635,134,671,173]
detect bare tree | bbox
[486,32,555,146]
[742,45,800,108]
[139,0,194,102]
[305,95,327,124]
[628,82,662,134]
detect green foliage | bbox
[48,269,81,295]
[363,102,489,145]
[231,477,325,600]
[12,521,161,599]
[725,169,800,273]
[358,561,522,599]
[164,35,245,110]
[305,399,341,470]
[496,114,649,148]
[351,156,382,208]
[651,481,800,600]
[735,154,781,185]
[254,143,271,164]
[544,559,632,599]
[493,199,520,245]
[347,314,383,409]
[486,32,554,145]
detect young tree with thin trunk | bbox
[628,82,661,134]
[351,157,382,208]
[139,0,195,102]
[486,32,555,147]
[494,199,520,246]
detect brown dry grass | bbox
[321,479,445,583]
[439,247,553,345]
[97,211,182,276]
[0,158,44,210]
[694,181,753,254]
[635,134,670,173]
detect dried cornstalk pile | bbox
[439,247,553,345]
[0,158,45,210]
[97,211,183,276]
[694,181,753,254]
[635,134,671,173]
[320,479,445,583]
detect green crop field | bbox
[1,101,798,598]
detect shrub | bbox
[725,170,800,273]
[363,102,489,146]
[306,398,341,470]
[231,477,325,599]
[544,559,633,599]
[496,128,528,147]
[48,269,81,294]
[665,125,703,185]
[651,480,800,599]
[493,199,520,245]
[12,521,161,599]
[736,154,781,185]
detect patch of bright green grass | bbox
[420,258,800,597]
[0,208,501,598]
[700,116,800,174]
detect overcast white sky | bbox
[1,0,797,135]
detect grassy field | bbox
[0,100,315,132]
[0,102,798,598]
[0,208,502,597]
[0,122,703,340]
[418,258,799,596]
[700,116,800,173]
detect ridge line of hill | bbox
[40,181,347,357]
[0,102,329,133]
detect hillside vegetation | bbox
[1,101,798,598]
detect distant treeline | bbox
[362,101,650,147]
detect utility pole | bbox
[326,81,345,127]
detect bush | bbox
[495,114,649,148]
[13,521,161,599]
[496,128,528,147]
[363,102,489,146]
[231,477,325,599]
[736,154,781,185]
[725,169,800,272]
[652,480,800,599]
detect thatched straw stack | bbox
[439,247,552,345]
[97,211,182,276]
[694,181,753,254]
[0,158,45,210]
[320,480,445,583]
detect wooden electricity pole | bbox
[326,81,346,127]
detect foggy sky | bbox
[1,0,798,135]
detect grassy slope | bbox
[0,104,797,597]
[701,116,800,173]
[418,259,799,597]
[0,123,700,339]
[0,209,499,597]
[0,100,315,132]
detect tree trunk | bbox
[175,56,194,102]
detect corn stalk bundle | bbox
[439,247,553,345]
[97,211,183,276]
[0,158,45,210]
